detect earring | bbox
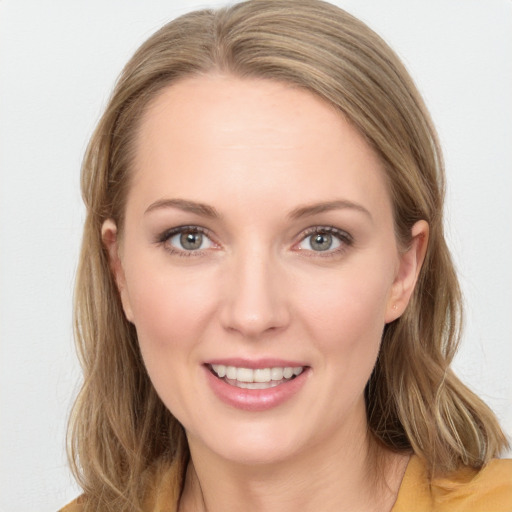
[392,304,398,311]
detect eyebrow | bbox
[144,198,220,218]
[288,200,373,221]
[144,198,372,221]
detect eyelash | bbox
[156,225,216,257]
[156,225,353,257]
[296,226,353,258]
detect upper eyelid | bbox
[156,225,218,257]
[155,224,353,250]
[157,225,214,242]
[298,225,353,242]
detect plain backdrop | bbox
[0,1,511,510]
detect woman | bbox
[62,1,511,511]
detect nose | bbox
[219,246,291,338]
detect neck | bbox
[179,420,409,512]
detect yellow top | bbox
[391,456,512,512]
[60,456,512,512]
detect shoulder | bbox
[58,495,84,512]
[431,458,512,512]
[393,456,512,512]
[58,457,183,512]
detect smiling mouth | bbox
[208,364,305,389]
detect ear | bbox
[385,220,429,323]
[101,219,134,322]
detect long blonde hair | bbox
[68,1,509,510]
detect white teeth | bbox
[270,367,284,380]
[254,368,271,382]
[210,364,305,384]
[236,380,282,389]
[236,367,254,382]
[226,366,237,380]
[283,367,293,379]
[214,364,226,378]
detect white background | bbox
[0,1,511,510]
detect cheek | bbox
[280,257,396,435]
[290,253,393,392]
[294,255,394,359]
[123,257,219,356]
[122,259,222,418]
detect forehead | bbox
[129,74,392,219]
[137,74,366,155]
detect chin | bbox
[218,441,299,467]
[188,419,307,467]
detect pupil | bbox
[180,231,202,250]
[311,233,332,251]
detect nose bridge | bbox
[221,241,289,337]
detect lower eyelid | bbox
[155,226,217,254]
[294,227,353,255]
[156,226,352,256]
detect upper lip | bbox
[204,358,308,369]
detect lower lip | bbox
[204,366,309,412]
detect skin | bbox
[103,75,428,512]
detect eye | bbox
[158,226,215,254]
[296,227,351,254]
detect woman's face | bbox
[104,75,425,465]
